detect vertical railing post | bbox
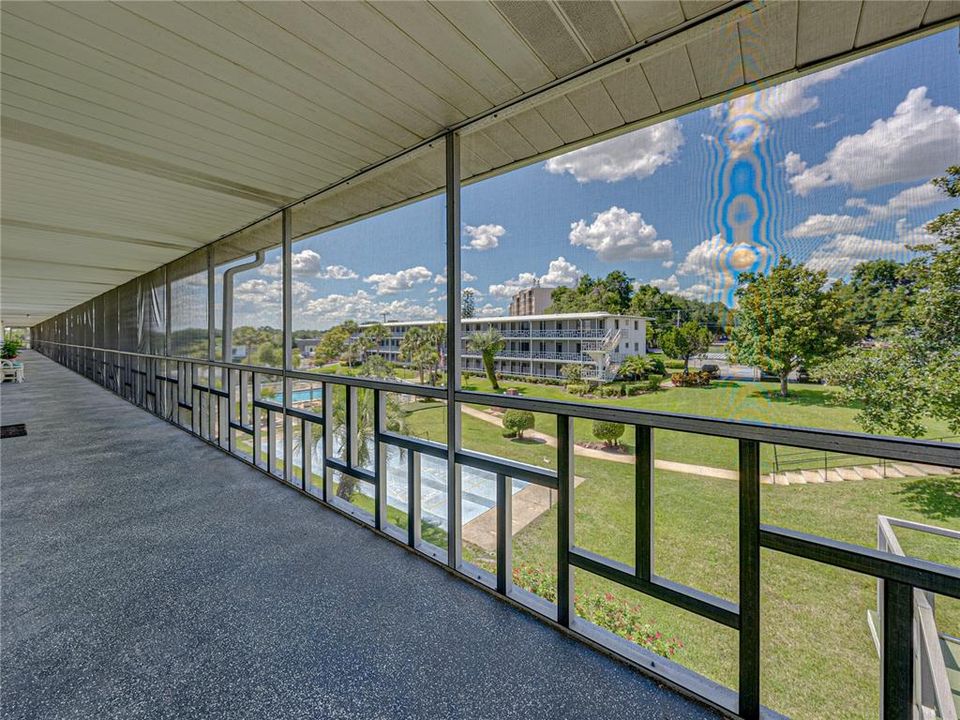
[880,579,914,720]
[739,438,761,720]
[374,389,387,529]
[407,450,421,548]
[346,385,358,469]
[301,418,312,492]
[557,414,574,626]
[635,425,653,581]
[281,208,293,485]
[445,130,462,570]
[322,381,333,502]
[496,472,513,595]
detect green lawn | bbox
[241,375,958,719]
[458,376,955,472]
[398,385,960,720]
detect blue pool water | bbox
[290,387,322,403]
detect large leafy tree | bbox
[467,327,505,391]
[728,257,854,397]
[659,321,712,373]
[316,321,357,364]
[824,168,960,436]
[550,271,634,314]
[832,259,919,339]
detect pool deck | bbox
[1,350,719,720]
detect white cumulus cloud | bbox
[302,290,440,328]
[545,120,683,183]
[568,206,672,262]
[785,87,960,196]
[678,235,772,277]
[363,266,434,295]
[787,182,943,238]
[434,270,477,285]
[647,274,680,293]
[805,234,912,279]
[318,265,358,280]
[488,256,582,298]
[462,223,506,251]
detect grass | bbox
[241,375,957,719]
[397,389,960,720]
[458,375,955,472]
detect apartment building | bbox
[370,311,648,381]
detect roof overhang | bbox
[2,0,957,326]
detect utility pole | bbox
[675,309,681,328]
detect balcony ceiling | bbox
[2,0,958,326]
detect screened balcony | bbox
[3,3,960,720]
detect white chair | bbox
[1,360,23,383]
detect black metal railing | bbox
[32,340,960,720]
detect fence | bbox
[33,338,960,720]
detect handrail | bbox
[32,340,960,720]
[876,516,959,720]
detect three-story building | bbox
[369,311,649,382]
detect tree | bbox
[728,257,854,397]
[400,326,438,385]
[617,354,660,380]
[461,289,476,319]
[252,341,279,367]
[823,167,960,436]
[592,420,625,447]
[832,259,918,338]
[659,321,712,374]
[357,324,389,360]
[328,358,406,501]
[503,409,535,439]
[549,271,634,314]
[316,322,355,364]
[467,327,505,391]
[560,363,584,384]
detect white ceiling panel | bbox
[3,0,956,326]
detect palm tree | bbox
[468,327,505,391]
[617,354,655,380]
[400,326,438,384]
[295,357,407,502]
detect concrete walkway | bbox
[461,405,738,480]
[1,351,718,720]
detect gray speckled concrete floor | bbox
[1,351,719,720]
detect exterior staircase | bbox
[763,461,958,486]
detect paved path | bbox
[460,404,738,480]
[1,350,718,720]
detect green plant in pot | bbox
[1,338,21,360]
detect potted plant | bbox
[1,338,21,360]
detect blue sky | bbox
[230,29,959,330]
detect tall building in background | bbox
[508,286,554,317]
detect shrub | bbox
[566,383,590,396]
[502,409,535,439]
[648,356,667,375]
[597,384,624,398]
[512,564,683,658]
[645,374,664,391]
[624,383,645,396]
[663,357,686,370]
[593,420,625,446]
[671,371,712,387]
